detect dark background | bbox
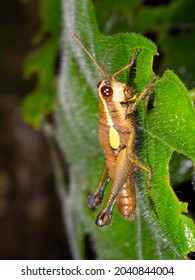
[0,0,71,259]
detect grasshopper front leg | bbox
[127,75,158,115]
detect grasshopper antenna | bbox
[68,29,107,78]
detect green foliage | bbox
[22,0,61,129]
[95,0,195,88]
[23,0,195,259]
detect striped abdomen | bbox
[117,175,136,220]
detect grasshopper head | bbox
[97,77,134,103]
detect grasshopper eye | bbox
[101,85,113,97]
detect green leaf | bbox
[95,0,195,89]
[142,71,195,256]
[53,0,195,259]
[22,0,61,129]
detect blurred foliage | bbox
[22,0,61,129]
[23,0,195,259]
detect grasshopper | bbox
[69,31,157,226]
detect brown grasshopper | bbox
[69,31,157,226]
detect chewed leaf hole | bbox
[169,152,195,217]
[143,0,172,6]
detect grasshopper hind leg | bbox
[95,177,136,227]
[88,162,110,209]
[96,148,132,226]
[96,210,113,226]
